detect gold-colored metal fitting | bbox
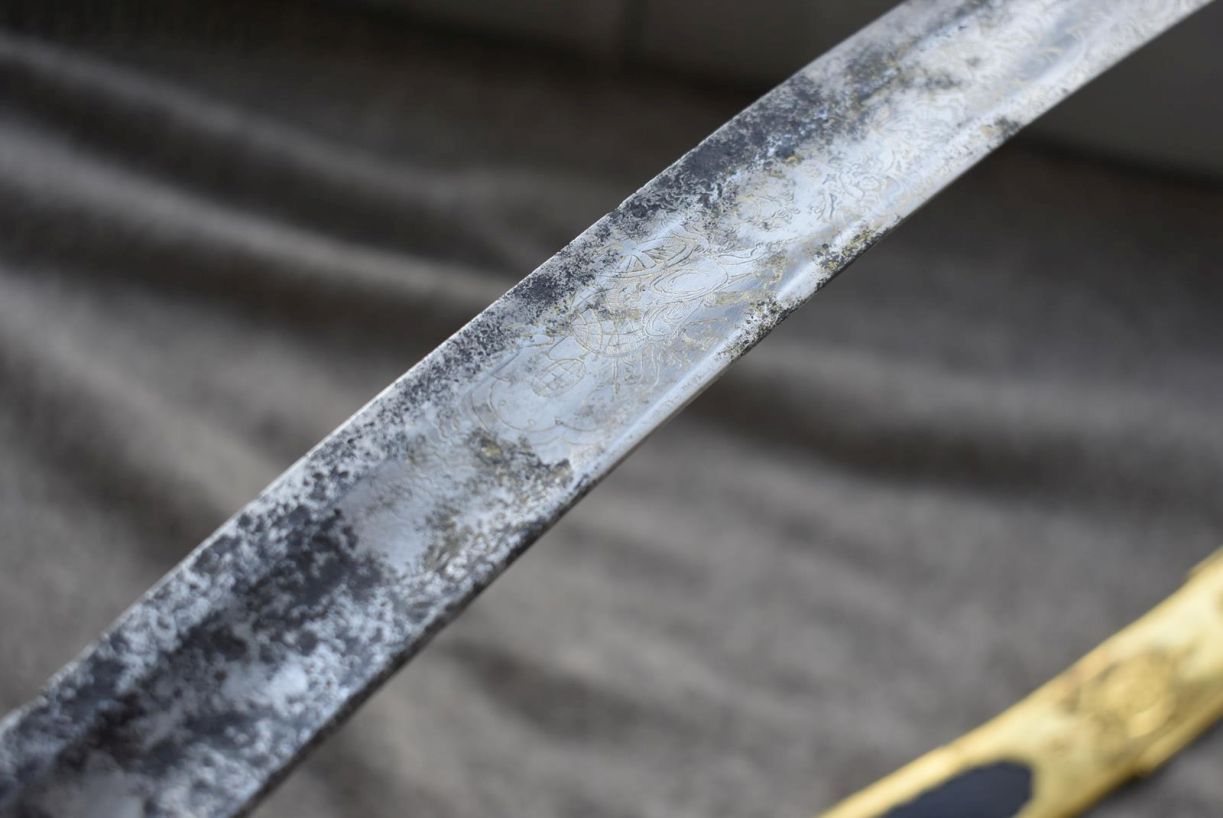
[819,549,1223,818]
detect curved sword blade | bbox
[0,1,1211,815]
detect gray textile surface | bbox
[1,2,1221,816]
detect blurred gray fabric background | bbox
[0,1,1221,816]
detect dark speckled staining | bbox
[0,1,1210,816]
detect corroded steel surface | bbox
[0,1,1210,815]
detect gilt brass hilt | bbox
[819,550,1223,818]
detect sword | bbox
[0,1,1212,815]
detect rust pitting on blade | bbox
[603,0,992,242]
[819,226,891,274]
[420,430,574,580]
[719,298,795,362]
[988,115,1025,142]
[2,500,420,815]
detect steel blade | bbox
[0,1,1211,815]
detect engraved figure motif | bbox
[1061,648,1186,761]
[464,229,777,452]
